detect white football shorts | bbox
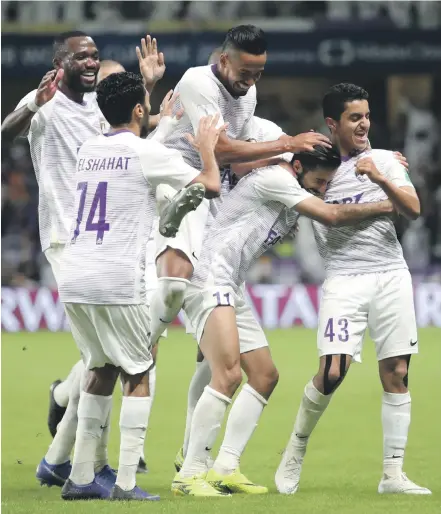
[184,284,268,354]
[64,303,153,375]
[317,269,418,363]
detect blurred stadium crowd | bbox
[2,1,441,288]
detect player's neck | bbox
[211,64,238,99]
[108,123,140,138]
[332,135,367,160]
[58,82,85,104]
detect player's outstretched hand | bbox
[35,69,64,107]
[355,157,384,184]
[392,151,409,169]
[136,35,166,90]
[186,113,228,152]
[286,131,332,153]
[159,90,183,121]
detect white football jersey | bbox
[210,116,286,226]
[156,65,257,171]
[15,90,106,252]
[313,149,413,276]
[191,166,312,291]
[58,131,199,305]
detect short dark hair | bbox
[293,144,341,172]
[322,83,369,121]
[53,30,89,60]
[222,25,267,55]
[96,72,145,127]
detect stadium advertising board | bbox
[2,29,441,78]
[2,283,440,332]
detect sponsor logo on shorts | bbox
[410,339,418,346]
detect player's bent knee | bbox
[248,366,279,399]
[379,355,410,388]
[156,248,194,279]
[212,364,242,397]
[321,354,349,395]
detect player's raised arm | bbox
[215,130,333,165]
[355,157,420,220]
[136,35,165,95]
[185,113,227,197]
[1,69,63,143]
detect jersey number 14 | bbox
[71,181,110,245]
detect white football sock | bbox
[214,383,267,475]
[139,367,156,464]
[70,392,112,485]
[94,398,112,473]
[180,386,231,478]
[116,396,152,491]
[148,365,157,402]
[183,359,212,457]
[45,369,84,465]
[382,391,411,477]
[287,380,332,460]
[149,277,189,345]
[53,359,85,408]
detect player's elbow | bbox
[408,202,421,220]
[203,180,221,199]
[322,207,340,227]
[1,121,15,144]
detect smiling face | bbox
[294,163,336,198]
[219,49,266,96]
[55,36,100,93]
[329,99,371,155]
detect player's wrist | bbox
[27,97,42,113]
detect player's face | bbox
[59,36,100,93]
[219,50,266,96]
[331,100,370,153]
[301,168,335,197]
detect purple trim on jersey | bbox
[104,129,134,137]
[341,155,352,162]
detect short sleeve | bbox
[253,165,313,208]
[140,141,199,191]
[15,90,38,111]
[178,70,225,133]
[384,160,415,189]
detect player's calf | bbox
[149,265,191,346]
[276,356,350,495]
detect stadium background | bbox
[1,3,441,514]
[2,0,440,330]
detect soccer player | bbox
[171,134,397,496]
[0,31,166,487]
[276,83,431,496]
[57,71,225,501]
[174,114,292,473]
[43,57,163,476]
[148,24,332,349]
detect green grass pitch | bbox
[2,328,440,513]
